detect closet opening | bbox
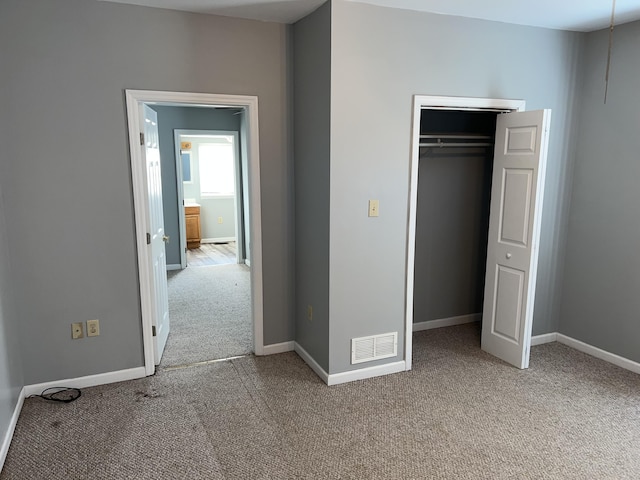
[405,95,551,371]
[413,109,499,338]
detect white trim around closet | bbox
[404,95,526,371]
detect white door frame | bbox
[404,95,525,371]
[173,129,192,270]
[125,90,265,376]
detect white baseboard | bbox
[294,342,408,386]
[23,367,147,397]
[0,387,25,472]
[166,264,182,271]
[201,237,236,244]
[294,342,329,384]
[530,332,640,375]
[556,334,640,375]
[413,313,481,332]
[531,332,558,346]
[262,341,294,355]
[3,368,146,468]
[327,361,407,386]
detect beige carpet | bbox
[161,263,252,368]
[2,324,639,479]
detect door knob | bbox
[162,235,170,243]
[506,253,512,259]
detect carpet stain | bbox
[135,390,164,400]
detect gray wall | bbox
[0,0,293,384]
[414,110,494,324]
[0,185,25,456]
[414,148,491,322]
[293,2,332,371]
[328,0,584,373]
[198,199,237,241]
[151,106,241,265]
[559,21,640,362]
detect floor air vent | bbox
[351,332,398,364]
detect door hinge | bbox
[140,132,145,145]
[152,325,157,337]
[146,233,151,245]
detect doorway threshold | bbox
[160,354,250,372]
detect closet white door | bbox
[481,109,551,369]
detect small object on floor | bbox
[29,387,82,403]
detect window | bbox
[198,136,235,197]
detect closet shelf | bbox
[419,142,493,148]
[419,133,494,148]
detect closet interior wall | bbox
[413,110,497,328]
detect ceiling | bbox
[99,0,640,32]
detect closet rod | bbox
[420,134,493,140]
[419,142,493,148]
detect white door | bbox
[481,109,551,369]
[142,104,170,365]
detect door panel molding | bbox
[491,265,525,343]
[499,168,533,246]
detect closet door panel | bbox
[499,168,533,247]
[481,109,551,369]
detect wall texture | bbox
[151,106,242,265]
[293,1,332,371]
[328,0,584,373]
[559,21,640,362]
[0,0,293,384]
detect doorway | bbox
[405,95,550,371]
[165,126,251,367]
[175,130,245,268]
[413,108,497,335]
[125,90,265,376]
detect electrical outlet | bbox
[368,199,380,217]
[71,322,84,339]
[307,305,313,322]
[87,319,100,337]
[218,216,223,224]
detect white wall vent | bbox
[351,332,398,364]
